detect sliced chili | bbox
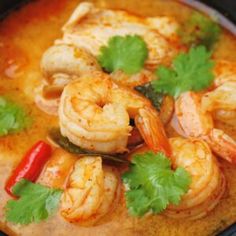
[5,140,52,196]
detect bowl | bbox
[0,1,235,235]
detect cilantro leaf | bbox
[0,96,31,136]
[5,179,62,225]
[152,46,214,98]
[122,152,191,216]
[135,82,164,111]
[98,35,148,75]
[179,12,221,50]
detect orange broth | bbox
[0,1,235,235]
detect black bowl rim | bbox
[182,0,236,36]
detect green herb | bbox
[135,82,164,111]
[0,96,31,136]
[152,46,214,98]
[5,179,62,225]
[48,128,129,165]
[122,152,191,216]
[179,12,221,50]
[98,35,148,75]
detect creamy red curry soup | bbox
[0,1,236,236]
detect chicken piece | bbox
[59,2,179,70]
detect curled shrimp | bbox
[60,156,104,222]
[175,62,236,162]
[202,80,236,115]
[35,74,72,116]
[60,156,120,223]
[59,72,171,156]
[176,91,236,163]
[84,166,121,225]
[204,60,236,126]
[202,81,236,126]
[35,44,101,115]
[213,110,236,127]
[41,44,101,82]
[165,137,226,220]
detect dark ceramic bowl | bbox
[0,1,235,235]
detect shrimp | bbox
[176,91,236,163]
[60,156,120,223]
[35,44,101,115]
[41,44,101,83]
[213,60,236,86]
[35,81,61,116]
[110,69,154,88]
[202,81,236,114]
[59,71,171,156]
[213,110,236,127]
[205,60,236,125]
[202,81,236,126]
[165,137,226,220]
[60,156,104,222]
[175,60,236,133]
[82,166,121,225]
[38,148,77,189]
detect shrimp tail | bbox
[135,107,172,157]
[203,129,236,164]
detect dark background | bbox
[0,0,236,23]
[200,0,236,24]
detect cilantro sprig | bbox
[0,96,31,136]
[179,12,221,50]
[98,35,148,75]
[152,46,214,98]
[122,152,191,216]
[5,179,62,225]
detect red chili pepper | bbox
[5,141,52,196]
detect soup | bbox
[0,0,236,235]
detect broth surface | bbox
[0,1,236,235]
